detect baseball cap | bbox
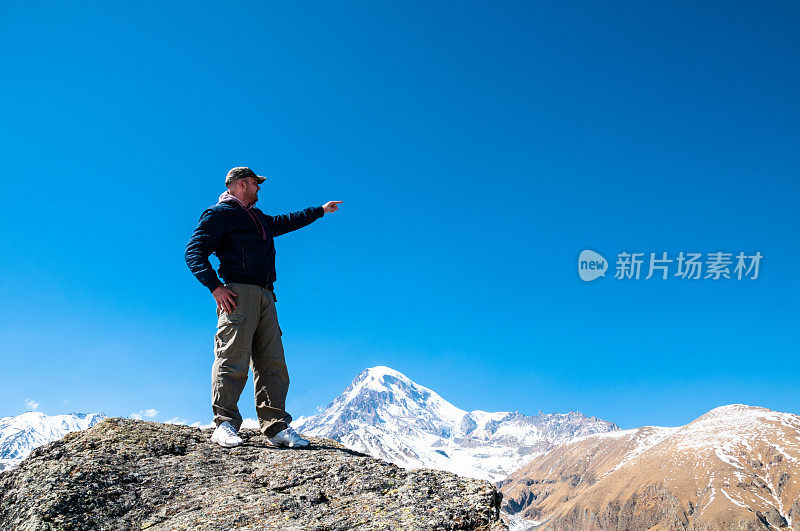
[225,167,267,185]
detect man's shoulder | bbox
[194,203,241,229]
[202,202,238,216]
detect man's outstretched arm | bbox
[268,201,343,237]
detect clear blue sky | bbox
[1,1,797,430]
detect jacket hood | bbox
[218,190,251,209]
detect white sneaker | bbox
[268,427,309,448]
[211,421,243,448]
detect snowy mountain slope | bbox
[293,366,618,481]
[0,412,106,471]
[501,404,800,529]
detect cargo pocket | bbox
[214,311,245,356]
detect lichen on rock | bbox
[0,418,506,530]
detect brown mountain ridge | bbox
[500,404,800,530]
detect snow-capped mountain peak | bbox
[294,366,618,481]
[306,366,467,440]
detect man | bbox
[185,166,341,449]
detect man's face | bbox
[241,178,260,206]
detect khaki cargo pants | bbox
[212,283,291,437]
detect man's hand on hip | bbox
[212,285,238,313]
[322,201,343,214]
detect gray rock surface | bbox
[0,418,506,530]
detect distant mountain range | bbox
[500,404,800,529]
[293,366,618,481]
[0,412,106,471]
[0,368,616,484]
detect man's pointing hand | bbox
[322,201,343,214]
[212,285,238,313]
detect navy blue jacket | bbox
[185,200,324,292]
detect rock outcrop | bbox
[0,418,506,530]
